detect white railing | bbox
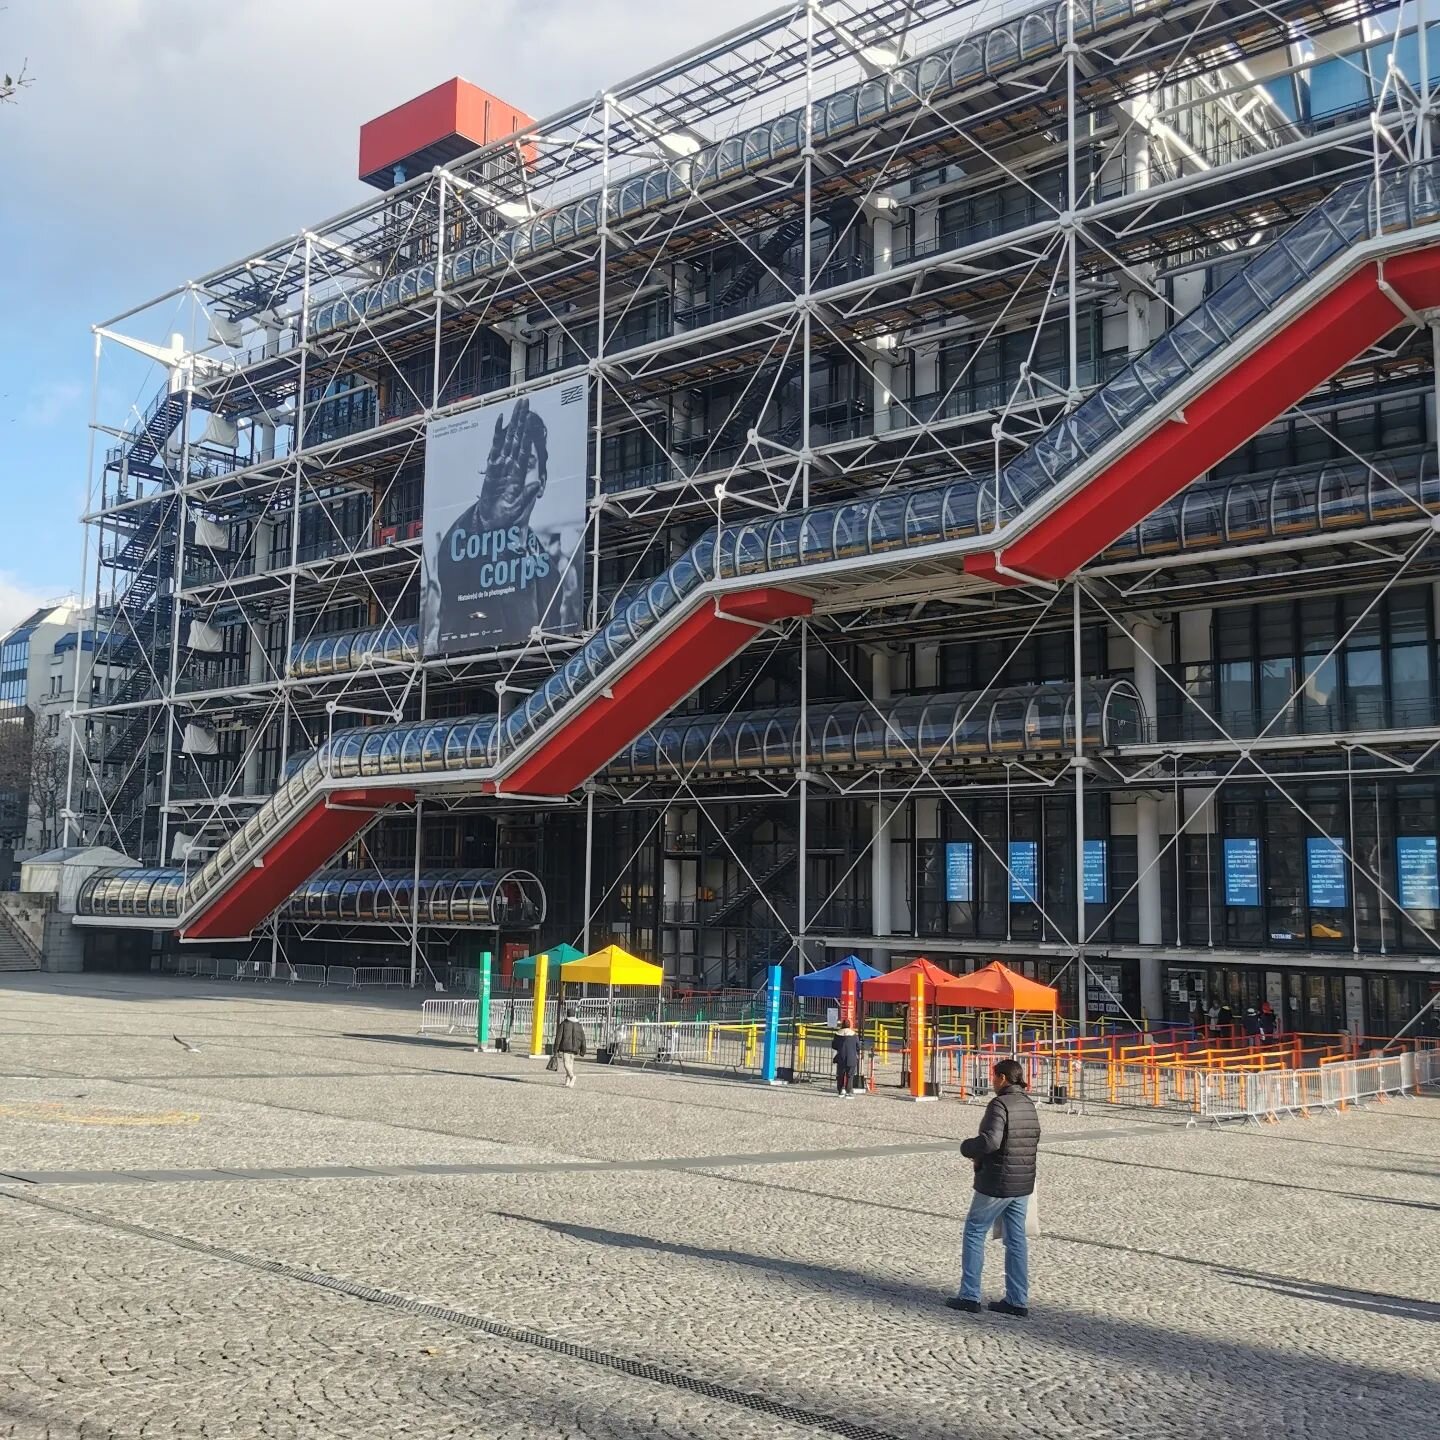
[420,998,479,1036]
[1194,1052,1422,1124]
[285,963,328,985]
[612,1020,759,1071]
[352,966,408,988]
[327,966,357,988]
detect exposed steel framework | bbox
[65,0,1440,1033]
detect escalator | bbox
[95,161,1440,938]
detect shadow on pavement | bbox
[493,1210,1440,1421]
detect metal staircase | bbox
[704,845,799,928]
[115,386,187,478]
[705,215,807,319]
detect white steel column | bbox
[870,201,894,433]
[1072,579,1087,1036]
[158,344,192,866]
[408,671,428,990]
[794,2,816,975]
[583,784,595,953]
[64,331,103,847]
[1130,615,1163,1019]
[870,647,893,965]
[589,98,611,634]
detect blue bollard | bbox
[761,963,781,1084]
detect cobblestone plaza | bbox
[0,974,1436,1439]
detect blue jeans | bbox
[959,1192,1029,1307]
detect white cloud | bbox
[0,572,58,635]
[3,0,746,319]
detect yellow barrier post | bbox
[528,953,549,1059]
[797,1024,807,1069]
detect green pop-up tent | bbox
[509,942,584,981]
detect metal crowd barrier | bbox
[285,963,328,984]
[352,966,408,987]
[419,999,479,1036]
[327,966,357,988]
[613,1020,759,1072]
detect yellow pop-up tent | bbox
[559,944,663,988]
[559,945,665,1049]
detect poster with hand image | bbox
[421,380,587,657]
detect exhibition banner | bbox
[421,380,587,657]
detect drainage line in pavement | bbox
[0,1188,908,1440]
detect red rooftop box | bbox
[359,79,535,189]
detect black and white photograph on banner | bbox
[421,380,587,657]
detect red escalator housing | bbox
[499,587,812,796]
[182,788,412,941]
[967,243,1440,583]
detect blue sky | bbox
[0,0,733,630]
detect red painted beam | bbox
[183,788,411,941]
[968,242,1440,582]
[500,587,811,796]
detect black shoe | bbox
[987,1299,1028,1318]
[945,1297,981,1313]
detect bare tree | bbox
[0,706,34,841]
[29,730,67,850]
[0,58,28,103]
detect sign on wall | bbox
[944,842,973,903]
[1083,839,1108,905]
[1009,840,1039,904]
[1397,835,1439,910]
[421,380,588,657]
[1306,835,1349,909]
[1223,837,1260,907]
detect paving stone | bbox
[0,971,1436,1440]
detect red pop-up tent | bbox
[860,957,958,1003]
[939,961,1058,1013]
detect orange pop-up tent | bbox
[860,956,958,1003]
[938,961,1058,1012]
[939,960,1061,1059]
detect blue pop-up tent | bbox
[793,955,882,999]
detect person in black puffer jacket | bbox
[831,1026,862,1097]
[947,1058,1039,1318]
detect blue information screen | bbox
[1397,836,1440,910]
[1224,838,1260,907]
[944,842,973,903]
[1083,839,1107,905]
[1306,836,1348,909]
[1009,840,1039,904]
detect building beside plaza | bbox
[0,598,83,867]
[57,0,1440,1035]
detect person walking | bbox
[947,1058,1039,1318]
[554,1007,587,1087]
[831,1023,861,1098]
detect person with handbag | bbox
[947,1057,1039,1317]
[552,1008,587,1088]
